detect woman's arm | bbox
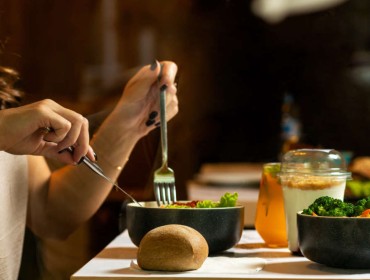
[27,61,178,239]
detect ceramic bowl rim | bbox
[297,211,370,220]
[127,201,245,210]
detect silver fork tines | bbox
[154,173,177,205]
[154,84,177,206]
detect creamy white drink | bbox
[281,175,346,253]
[279,149,351,253]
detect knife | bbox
[63,147,142,206]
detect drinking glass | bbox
[255,163,287,247]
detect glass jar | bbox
[279,149,351,253]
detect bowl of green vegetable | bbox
[125,192,244,254]
[298,196,370,268]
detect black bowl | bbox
[298,212,370,269]
[126,201,244,254]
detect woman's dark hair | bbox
[0,66,23,109]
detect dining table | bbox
[71,229,370,280]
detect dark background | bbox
[1,0,370,279]
[2,0,370,196]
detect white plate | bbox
[195,163,263,185]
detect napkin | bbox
[130,256,266,274]
[198,256,265,273]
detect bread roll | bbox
[137,224,209,271]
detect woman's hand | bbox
[24,61,179,238]
[109,60,179,137]
[0,99,94,164]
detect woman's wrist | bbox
[108,103,156,138]
[89,122,140,177]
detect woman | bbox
[0,60,178,280]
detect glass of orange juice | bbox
[255,163,287,247]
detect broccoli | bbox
[302,196,355,217]
[302,196,370,217]
[353,196,370,216]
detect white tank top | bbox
[0,152,28,280]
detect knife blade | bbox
[63,147,142,206]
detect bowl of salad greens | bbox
[125,192,244,253]
[297,196,370,268]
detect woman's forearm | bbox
[28,116,143,239]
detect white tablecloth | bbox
[71,230,370,280]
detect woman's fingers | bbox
[70,117,90,162]
[123,61,178,103]
[166,93,179,121]
[24,99,92,163]
[35,100,89,159]
[122,61,162,102]
[158,61,178,88]
[41,111,72,143]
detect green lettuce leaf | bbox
[196,192,238,208]
[163,192,239,208]
[218,192,238,207]
[196,200,219,208]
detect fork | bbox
[153,84,177,206]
